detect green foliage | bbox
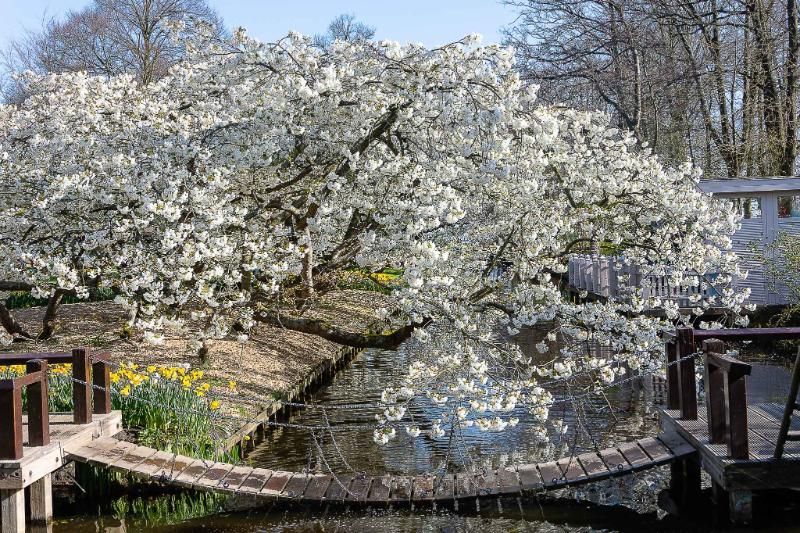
[4,288,115,309]
[0,363,238,461]
[108,491,227,527]
[759,232,800,323]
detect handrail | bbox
[702,339,751,459]
[663,327,799,460]
[694,328,800,341]
[0,351,111,366]
[0,347,112,461]
[0,361,48,460]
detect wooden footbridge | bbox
[3,327,800,531]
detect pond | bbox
[51,331,800,531]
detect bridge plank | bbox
[108,445,159,473]
[303,474,332,501]
[68,437,124,463]
[618,442,650,468]
[282,473,311,499]
[193,463,235,490]
[577,452,609,478]
[474,467,497,496]
[657,432,694,457]
[217,465,252,492]
[324,475,352,501]
[389,476,412,501]
[598,448,629,475]
[152,455,196,484]
[131,450,176,477]
[455,473,475,498]
[412,475,435,501]
[557,456,587,482]
[367,475,391,502]
[496,466,520,494]
[346,475,372,501]
[538,461,564,487]
[637,437,672,463]
[433,473,455,500]
[517,464,543,491]
[237,468,272,494]
[261,471,291,496]
[171,459,215,488]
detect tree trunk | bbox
[0,302,34,340]
[38,290,65,340]
[784,0,799,175]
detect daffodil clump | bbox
[0,362,235,458]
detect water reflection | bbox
[247,329,658,475]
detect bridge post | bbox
[668,453,701,511]
[0,488,25,533]
[26,361,50,447]
[72,348,92,424]
[665,340,679,410]
[92,358,111,415]
[0,382,23,460]
[28,473,53,525]
[677,328,697,420]
[702,340,727,444]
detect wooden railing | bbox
[666,327,800,459]
[568,254,715,304]
[0,348,111,460]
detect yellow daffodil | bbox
[210,400,220,410]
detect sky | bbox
[0,0,520,48]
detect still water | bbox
[52,333,800,532]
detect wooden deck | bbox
[64,432,694,503]
[662,403,800,491]
[0,411,121,490]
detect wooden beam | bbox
[92,360,111,415]
[694,327,800,341]
[0,488,25,533]
[703,340,727,444]
[28,474,52,524]
[0,386,23,460]
[666,341,680,409]
[26,361,49,448]
[677,328,697,420]
[72,348,92,424]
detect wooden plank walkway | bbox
[661,403,800,491]
[65,432,693,503]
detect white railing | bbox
[567,254,714,306]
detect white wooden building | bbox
[699,177,800,306]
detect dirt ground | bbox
[2,290,386,418]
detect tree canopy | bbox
[0,30,749,442]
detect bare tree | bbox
[313,13,375,49]
[504,0,800,178]
[2,0,224,102]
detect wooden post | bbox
[665,340,679,410]
[703,339,727,444]
[0,383,23,460]
[28,473,53,524]
[92,359,111,415]
[669,454,701,511]
[726,369,749,459]
[26,361,50,447]
[677,327,697,420]
[0,488,25,533]
[729,489,753,524]
[72,348,92,424]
